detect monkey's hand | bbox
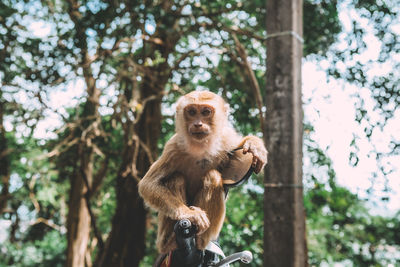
[242,136,268,173]
[178,206,210,234]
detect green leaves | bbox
[304,127,400,265]
[304,0,341,56]
[1,230,66,267]
[220,182,264,267]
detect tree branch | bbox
[79,162,105,252]
[232,33,265,133]
[91,156,109,196]
[31,217,66,232]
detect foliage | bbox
[220,178,264,267]
[0,230,66,267]
[303,0,342,56]
[304,127,400,266]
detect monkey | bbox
[138,91,267,254]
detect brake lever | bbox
[212,250,253,267]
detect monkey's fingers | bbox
[255,159,264,173]
[250,148,267,173]
[195,214,210,234]
[197,222,210,234]
[250,149,260,166]
[242,142,250,154]
[252,158,261,174]
[188,206,210,234]
[251,151,267,173]
[251,149,259,162]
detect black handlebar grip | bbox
[174,219,192,236]
[172,219,203,266]
[178,219,191,229]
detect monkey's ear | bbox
[175,96,184,112]
[223,103,230,115]
[175,98,187,117]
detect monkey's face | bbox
[183,104,215,140]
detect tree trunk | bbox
[264,0,307,266]
[66,166,91,267]
[0,98,10,215]
[96,78,163,267]
[66,81,100,267]
[95,156,148,267]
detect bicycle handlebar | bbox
[213,251,253,267]
[173,219,253,266]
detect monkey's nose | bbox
[194,121,203,127]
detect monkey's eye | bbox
[187,108,197,116]
[201,107,212,117]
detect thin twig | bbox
[31,217,66,232]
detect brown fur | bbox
[138,91,267,253]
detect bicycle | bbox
[155,147,255,267]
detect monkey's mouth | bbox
[191,131,209,139]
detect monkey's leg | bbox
[156,214,177,254]
[156,174,187,254]
[192,169,226,250]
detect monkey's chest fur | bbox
[176,153,228,206]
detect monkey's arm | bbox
[138,150,187,218]
[138,139,210,231]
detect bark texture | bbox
[264,0,307,266]
[0,98,10,215]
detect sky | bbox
[303,61,400,215]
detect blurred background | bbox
[0,0,399,266]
